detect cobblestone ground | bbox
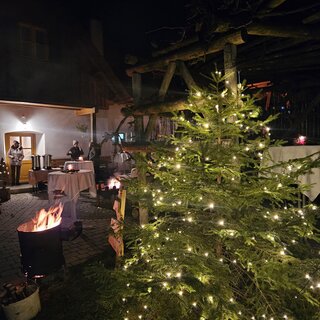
[0,192,114,283]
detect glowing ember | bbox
[17,203,64,232]
[108,177,121,189]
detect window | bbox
[9,135,33,160]
[112,133,125,144]
[19,23,49,60]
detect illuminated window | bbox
[19,23,49,60]
[112,133,125,144]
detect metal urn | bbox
[42,154,52,170]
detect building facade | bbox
[0,1,132,182]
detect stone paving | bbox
[0,191,114,283]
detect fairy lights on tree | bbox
[0,158,9,187]
[88,72,320,319]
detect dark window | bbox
[19,23,49,60]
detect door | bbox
[5,133,36,183]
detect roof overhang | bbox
[0,100,96,115]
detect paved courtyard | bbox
[0,190,114,283]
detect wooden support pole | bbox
[139,205,149,225]
[132,73,144,142]
[177,61,198,91]
[159,62,176,101]
[120,189,126,220]
[145,62,177,141]
[132,72,141,104]
[223,43,237,94]
[145,115,158,140]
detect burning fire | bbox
[18,203,64,232]
[107,177,121,189]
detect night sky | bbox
[64,0,188,77]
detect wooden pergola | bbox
[122,0,320,144]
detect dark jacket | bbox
[67,146,84,160]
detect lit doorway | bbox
[5,132,36,183]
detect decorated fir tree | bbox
[0,157,10,203]
[87,72,320,319]
[0,158,9,188]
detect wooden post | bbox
[223,43,237,94]
[120,189,126,220]
[139,205,149,225]
[159,62,176,101]
[132,72,144,142]
[145,62,177,140]
[177,61,198,91]
[109,188,127,267]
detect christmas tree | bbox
[0,158,9,188]
[0,157,10,203]
[87,72,320,319]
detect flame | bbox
[31,203,63,231]
[18,203,64,233]
[107,178,121,189]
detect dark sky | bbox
[66,0,189,77]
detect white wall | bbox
[0,104,132,162]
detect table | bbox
[266,146,320,201]
[48,170,97,221]
[63,161,94,172]
[28,169,61,190]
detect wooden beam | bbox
[152,35,199,57]
[75,108,96,116]
[303,11,320,24]
[257,0,288,15]
[144,62,177,141]
[0,100,84,111]
[122,99,187,116]
[126,30,247,76]
[159,62,176,101]
[177,61,198,90]
[247,22,320,39]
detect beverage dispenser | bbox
[31,155,41,171]
[43,154,52,170]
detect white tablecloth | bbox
[28,168,61,186]
[63,161,94,172]
[48,170,97,220]
[266,146,320,201]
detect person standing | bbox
[67,140,84,161]
[87,141,101,181]
[7,140,24,185]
